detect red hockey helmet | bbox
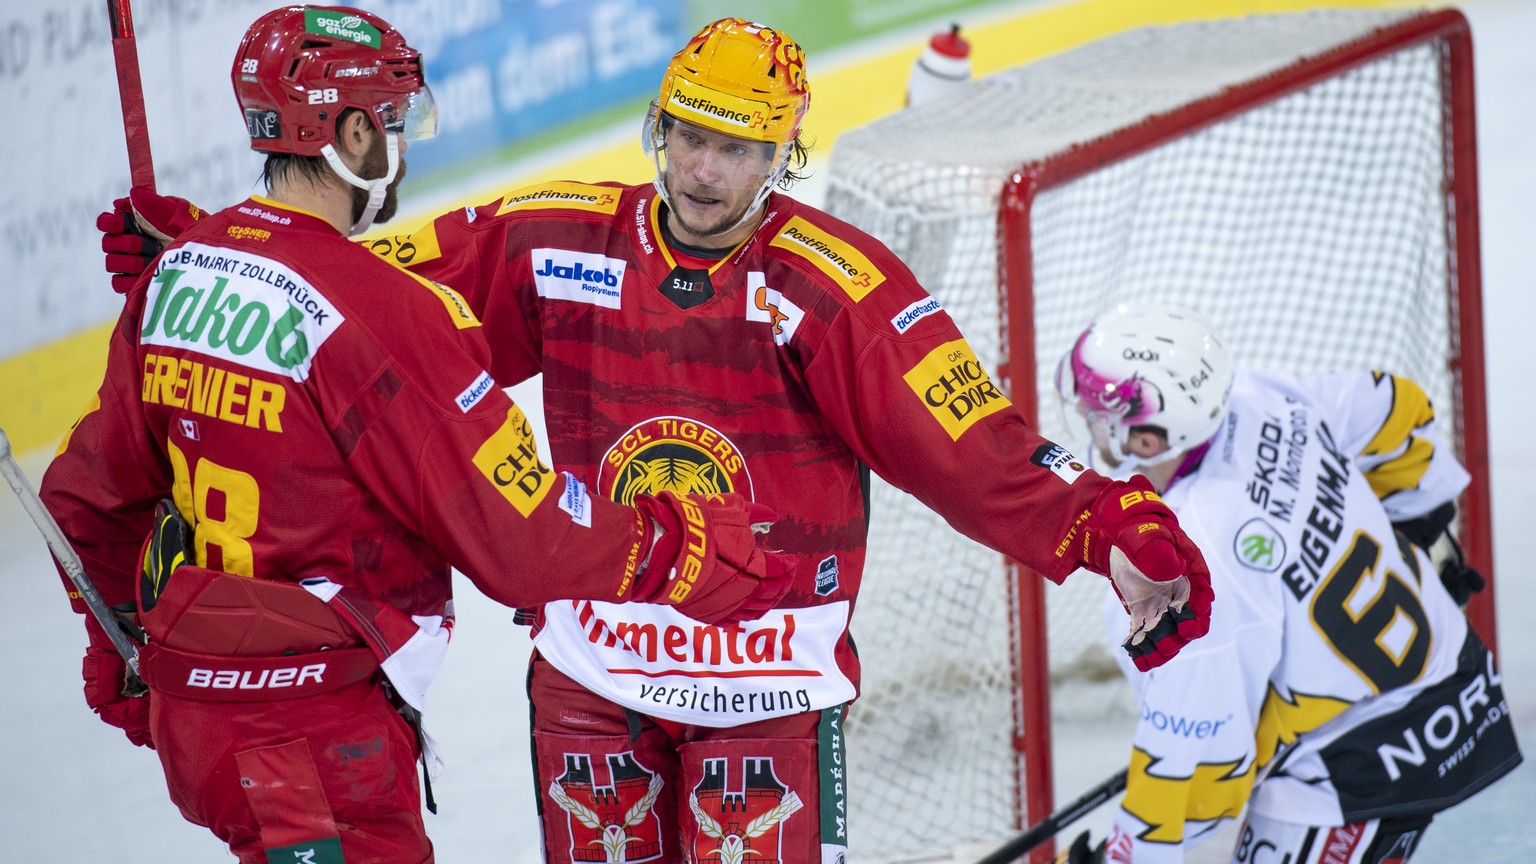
[231,6,437,157]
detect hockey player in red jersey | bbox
[49,8,790,864]
[100,18,1216,863]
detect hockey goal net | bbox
[824,9,1487,862]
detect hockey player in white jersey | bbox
[1054,302,1519,863]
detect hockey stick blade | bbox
[973,769,1129,864]
[0,427,144,677]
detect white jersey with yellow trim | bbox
[1100,368,1519,862]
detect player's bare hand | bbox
[1082,475,1214,670]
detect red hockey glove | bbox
[628,492,796,626]
[1082,474,1213,671]
[81,615,152,749]
[97,186,204,294]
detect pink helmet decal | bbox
[1067,330,1159,424]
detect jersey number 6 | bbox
[1311,530,1430,693]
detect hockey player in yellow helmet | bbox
[100,15,1216,864]
[643,18,812,244]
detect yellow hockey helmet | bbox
[654,18,810,145]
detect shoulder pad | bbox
[494,181,624,217]
[365,223,443,270]
[767,214,887,302]
[400,269,480,330]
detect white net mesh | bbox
[825,9,1465,860]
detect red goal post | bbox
[825,8,1488,863]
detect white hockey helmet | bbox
[1055,301,1234,472]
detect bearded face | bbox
[349,131,406,227]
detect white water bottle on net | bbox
[906,24,971,106]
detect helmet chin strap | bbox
[321,133,400,236]
[1091,443,1186,481]
[1084,415,1186,481]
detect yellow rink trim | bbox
[3,0,1423,456]
[1,321,113,455]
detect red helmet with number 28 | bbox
[231,5,437,157]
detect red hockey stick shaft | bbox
[107,0,156,190]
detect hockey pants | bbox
[528,652,849,864]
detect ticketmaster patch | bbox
[1029,442,1088,485]
[891,297,943,334]
[456,370,495,413]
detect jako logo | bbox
[531,248,626,310]
[143,242,344,382]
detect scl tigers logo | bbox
[598,417,754,505]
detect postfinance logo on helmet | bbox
[657,18,809,144]
[667,79,766,136]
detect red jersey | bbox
[381,182,1113,725]
[42,196,654,631]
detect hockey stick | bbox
[107,0,156,190]
[0,428,144,678]
[974,769,1129,864]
